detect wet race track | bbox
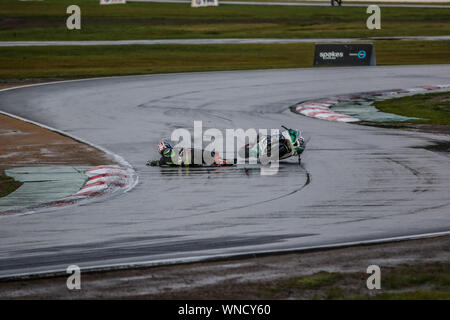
[0,65,449,277]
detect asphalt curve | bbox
[0,65,449,277]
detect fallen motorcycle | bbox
[238,126,306,164]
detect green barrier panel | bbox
[331,101,424,122]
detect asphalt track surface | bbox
[0,65,450,278]
[1,36,449,47]
[130,0,450,9]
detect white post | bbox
[191,0,219,8]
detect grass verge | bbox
[210,262,450,299]
[0,172,21,198]
[0,41,449,80]
[373,91,450,125]
[0,1,449,41]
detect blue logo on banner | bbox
[357,50,367,59]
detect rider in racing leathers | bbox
[147,141,228,167]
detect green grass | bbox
[257,271,343,298]
[1,1,448,82]
[0,41,448,80]
[0,171,21,198]
[0,43,312,79]
[295,271,343,289]
[381,262,450,290]
[252,262,450,300]
[0,0,449,41]
[373,91,450,125]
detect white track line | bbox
[1,36,450,47]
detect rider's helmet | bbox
[158,141,172,155]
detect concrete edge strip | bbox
[0,166,90,213]
[0,230,449,282]
[0,165,132,215]
[290,84,450,122]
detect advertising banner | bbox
[314,44,376,66]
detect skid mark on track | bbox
[152,163,311,219]
[136,90,205,106]
[386,157,421,177]
[385,157,435,192]
[213,164,311,212]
